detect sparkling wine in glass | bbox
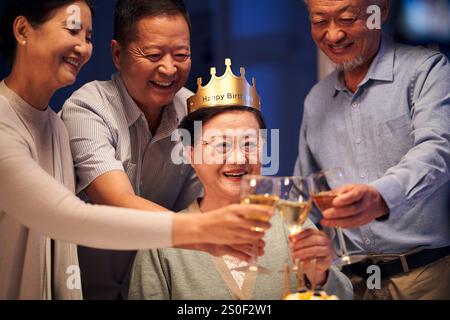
[277,176,313,291]
[238,175,280,274]
[277,200,311,236]
[310,168,366,267]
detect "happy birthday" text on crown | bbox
[187,58,261,113]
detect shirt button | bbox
[360,172,367,179]
[365,239,371,246]
[355,138,362,144]
[352,102,359,109]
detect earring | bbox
[21,40,27,45]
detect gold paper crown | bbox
[187,58,261,113]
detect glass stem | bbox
[295,259,305,291]
[250,239,258,268]
[311,258,317,292]
[282,262,291,298]
[336,227,349,259]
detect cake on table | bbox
[284,290,339,300]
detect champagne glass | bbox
[310,168,366,267]
[277,176,313,291]
[238,175,280,274]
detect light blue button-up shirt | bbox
[294,37,450,255]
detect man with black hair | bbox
[62,0,255,300]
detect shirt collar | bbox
[363,35,394,83]
[156,100,179,141]
[334,35,395,95]
[113,73,144,127]
[113,73,180,137]
[334,72,346,93]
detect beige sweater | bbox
[0,81,173,300]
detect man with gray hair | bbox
[294,0,450,299]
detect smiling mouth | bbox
[328,42,354,52]
[63,57,81,71]
[223,171,248,178]
[151,80,176,88]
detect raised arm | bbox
[85,170,168,211]
[0,112,271,250]
[369,54,450,217]
[323,54,450,228]
[60,94,268,257]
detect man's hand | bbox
[321,184,389,228]
[289,229,333,286]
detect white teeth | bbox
[154,81,173,87]
[332,44,351,49]
[64,57,80,68]
[223,172,246,178]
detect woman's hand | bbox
[173,204,273,246]
[179,241,266,262]
[289,229,333,287]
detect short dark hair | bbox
[179,106,267,147]
[114,0,191,47]
[0,0,94,67]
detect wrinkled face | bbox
[25,1,93,89]
[308,0,383,71]
[113,14,191,110]
[190,111,263,203]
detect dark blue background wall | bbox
[1,0,449,175]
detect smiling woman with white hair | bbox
[128,60,353,300]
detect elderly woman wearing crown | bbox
[128,59,353,300]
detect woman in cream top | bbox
[0,0,270,299]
